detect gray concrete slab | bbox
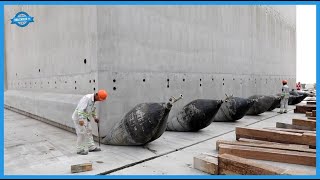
[5,105,315,175]
[5,5,297,138]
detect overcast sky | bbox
[296,5,316,84]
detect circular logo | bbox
[11,11,34,27]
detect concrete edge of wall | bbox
[4,104,101,142]
[5,104,76,133]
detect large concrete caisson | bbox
[246,95,275,115]
[166,99,223,132]
[102,95,182,145]
[4,6,296,137]
[212,96,255,122]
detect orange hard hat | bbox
[97,89,108,101]
[282,80,288,84]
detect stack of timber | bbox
[305,110,316,120]
[194,119,316,175]
[294,98,316,114]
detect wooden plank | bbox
[294,105,316,114]
[218,144,316,167]
[305,97,316,101]
[193,154,218,174]
[276,122,316,131]
[312,110,316,117]
[292,119,316,129]
[308,117,316,120]
[263,127,316,134]
[71,163,92,173]
[236,127,315,146]
[307,101,316,105]
[216,140,316,153]
[303,133,316,148]
[218,154,314,175]
[306,112,312,117]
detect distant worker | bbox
[296,82,301,91]
[72,89,108,155]
[278,80,290,114]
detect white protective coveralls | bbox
[72,94,98,153]
[280,84,290,113]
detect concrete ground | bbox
[4,106,316,175]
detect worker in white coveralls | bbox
[72,89,108,155]
[278,80,290,114]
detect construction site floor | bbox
[4,106,316,175]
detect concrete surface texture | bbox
[4,5,296,137]
[4,106,315,175]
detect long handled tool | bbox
[97,121,101,147]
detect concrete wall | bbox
[4,5,296,137]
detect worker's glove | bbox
[94,118,99,123]
[79,120,85,126]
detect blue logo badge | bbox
[11,11,34,27]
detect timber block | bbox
[276,122,316,131]
[218,144,316,167]
[218,154,314,175]
[236,127,315,146]
[292,119,316,129]
[71,163,93,173]
[193,154,218,174]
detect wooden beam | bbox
[193,154,218,174]
[305,97,316,101]
[306,112,312,117]
[71,163,92,173]
[218,154,314,175]
[276,122,316,131]
[294,105,316,114]
[308,117,316,120]
[216,140,316,153]
[307,101,316,105]
[292,119,316,129]
[218,144,316,167]
[263,127,316,134]
[236,127,315,146]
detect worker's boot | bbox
[284,110,287,113]
[277,110,283,114]
[77,149,88,155]
[89,147,101,152]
